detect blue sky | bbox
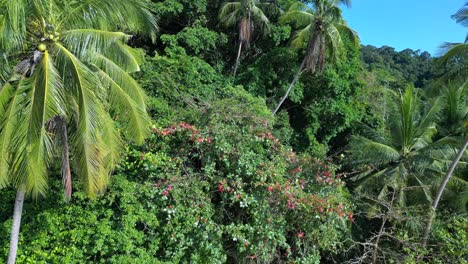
[341,0,466,55]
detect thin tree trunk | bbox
[272,58,306,115]
[372,216,387,264]
[233,41,243,78]
[422,138,468,247]
[7,189,26,264]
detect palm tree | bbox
[272,0,358,115]
[0,1,157,263]
[437,2,468,81]
[348,87,447,209]
[420,3,468,246]
[219,0,276,77]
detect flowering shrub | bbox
[119,103,353,262]
[0,89,353,263]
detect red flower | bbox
[236,193,241,199]
[348,214,354,222]
[218,182,225,193]
[267,186,274,192]
[162,190,169,196]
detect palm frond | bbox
[437,42,468,63]
[91,54,147,108]
[280,10,313,28]
[93,64,150,144]
[251,5,271,33]
[62,29,131,59]
[54,43,108,196]
[0,8,25,53]
[337,0,352,8]
[413,175,433,204]
[0,53,12,85]
[325,24,343,63]
[325,5,344,23]
[350,136,401,166]
[219,2,242,27]
[397,87,418,150]
[103,42,142,73]
[20,51,65,197]
[100,112,123,170]
[452,3,468,27]
[291,25,312,49]
[0,82,26,188]
[336,23,360,48]
[59,0,158,42]
[411,97,441,149]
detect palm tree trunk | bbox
[233,41,243,78]
[422,138,468,247]
[272,58,306,115]
[7,189,26,264]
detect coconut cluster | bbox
[37,31,60,52]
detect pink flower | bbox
[287,200,296,209]
[162,190,169,196]
[296,232,304,238]
[267,186,274,192]
[218,182,225,193]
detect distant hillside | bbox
[360,45,436,89]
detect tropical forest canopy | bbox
[0,0,466,263]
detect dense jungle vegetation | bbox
[0,0,466,263]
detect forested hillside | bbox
[0,0,466,263]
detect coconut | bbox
[37,43,47,52]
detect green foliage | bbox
[0,87,353,262]
[360,45,435,89]
[431,214,468,261]
[161,26,228,56]
[0,0,465,263]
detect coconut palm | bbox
[348,87,453,210]
[272,0,358,115]
[219,0,276,77]
[0,1,157,263]
[420,3,468,246]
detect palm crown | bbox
[219,0,273,46]
[0,0,157,198]
[280,0,357,73]
[349,87,444,206]
[219,0,276,76]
